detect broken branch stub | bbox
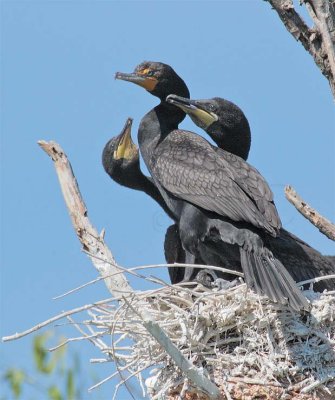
[285,185,335,241]
[38,140,133,298]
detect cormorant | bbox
[105,77,334,291]
[116,61,310,311]
[102,117,175,219]
[102,117,244,285]
[165,94,335,291]
[103,93,254,285]
[102,117,186,283]
[167,95,251,160]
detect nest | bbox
[29,139,335,398]
[75,274,335,400]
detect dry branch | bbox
[2,297,114,342]
[266,0,335,97]
[285,185,335,241]
[38,140,132,298]
[306,0,335,83]
[4,140,222,398]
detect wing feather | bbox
[151,130,281,235]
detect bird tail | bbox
[240,249,310,312]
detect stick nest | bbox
[85,280,335,399]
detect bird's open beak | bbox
[166,94,197,112]
[166,94,218,128]
[114,117,138,160]
[115,71,158,91]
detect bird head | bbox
[166,95,251,160]
[102,118,140,181]
[115,61,190,101]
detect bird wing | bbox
[214,148,281,231]
[151,130,281,235]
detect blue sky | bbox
[1,1,334,399]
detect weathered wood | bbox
[266,0,335,97]
[285,185,335,241]
[38,140,133,298]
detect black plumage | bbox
[102,118,174,219]
[166,95,335,291]
[107,64,334,294]
[102,117,186,283]
[116,61,310,311]
[167,95,251,161]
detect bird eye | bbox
[146,70,155,77]
[209,104,215,111]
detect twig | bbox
[48,330,107,352]
[111,364,149,400]
[53,261,244,300]
[53,276,104,300]
[123,297,221,399]
[222,382,233,400]
[179,379,190,399]
[227,376,285,388]
[266,0,335,96]
[2,297,114,342]
[38,140,132,298]
[90,358,109,364]
[285,185,335,241]
[81,256,244,279]
[109,304,138,400]
[88,359,138,392]
[298,274,335,286]
[301,374,335,393]
[66,315,107,351]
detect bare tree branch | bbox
[38,140,133,298]
[2,297,114,342]
[266,0,335,96]
[306,0,335,81]
[36,140,222,398]
[285,185,335,241]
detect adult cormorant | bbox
[103,92,254,284]
[167,95,251,160]
[166,94,335,291]
[102,101,335,292]
[116,61,310,311]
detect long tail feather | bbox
[240,248,310,312]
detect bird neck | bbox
[140,175,177,220]
[111,163,176,220]
[138,101,186,162]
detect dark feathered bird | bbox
[167,95,251,160]
[107,64,334,293]
[102,117,186,283]
[166,94,335,292]
[105,70,253,285]
[116,61,310,311]
[102,98,335,292]
[102,118,174,219]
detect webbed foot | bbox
[195,269,238,290]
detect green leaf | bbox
[33,333,54,374]
[48,385,63,400]
[4,369,25,399]
[53,336,67,364]
[66,370,75,400]
[73,353,81,376]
